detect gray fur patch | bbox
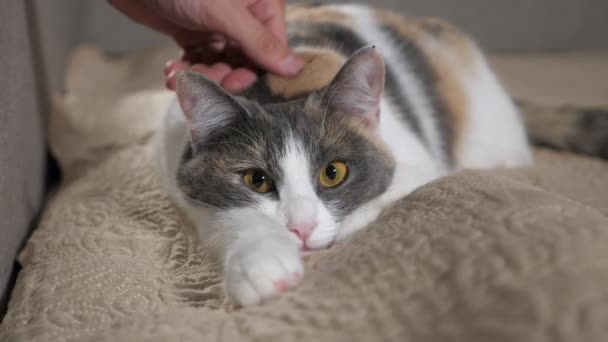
[518,101,608,160]
[574,108,608,159]
[177,95,395,219]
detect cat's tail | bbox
[516,100,608,160]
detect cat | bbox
[157,3,606,306]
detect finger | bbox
[221,8,302,77]
[209,39,227,53]
[248,0,287,44]
[164,60,190,77]
[221,68,258,93]
[222,43,258,70]
[177,32,228,65]
[181,47,222,65]
[177,32,226,53]
[108,0,180,36]
[265,14,288,45]
[165,60,191,90]
[166,72,178,91]
[189,63,232,84]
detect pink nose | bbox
[288,221,317,242]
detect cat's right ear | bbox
[320,46,385,131]
[176,71,246,144]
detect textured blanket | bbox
[1,45,607,342]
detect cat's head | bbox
[175,46,395,250]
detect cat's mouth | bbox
[299,239,335,255]
[300,247,317,259]
[300,248,313,257]
[300,242,335,261]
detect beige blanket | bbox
[1,45,607,342]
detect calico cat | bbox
[158,4,605,306]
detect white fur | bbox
[213,208,303,306]
[455,55,533,168]
[336,98,445,238]
[157,5,532,306]
[157,100,191,198]
[275,139,338,249]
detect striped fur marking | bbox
[375,10,477,166]
[381,23,454,166]
[287,4,355,28]
[339,6,449,166]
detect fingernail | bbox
[166,77,176,91]
[223,78,255,94]
[164,60,175,76]
[279,53,304,76]
[166,70,177,91]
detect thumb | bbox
[223,10,303,77]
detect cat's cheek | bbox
[251,199,306,247]
[303,207,341,250]
[254,199,288,227]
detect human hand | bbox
[109,0,303,92]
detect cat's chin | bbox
[299,247,326,259]
[300,249,314,257]
[301,238,336,252]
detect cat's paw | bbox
[225,236,303,306]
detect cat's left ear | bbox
[176,71,247,144]
[321,46,385,130]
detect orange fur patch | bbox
[417,17,475,63]
[375,10,477,158]
[286,5,354,28]
[266,48,346,98]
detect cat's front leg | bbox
[205,208,303,306]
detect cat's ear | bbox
[176,71,246,144]
[321,46,385,130]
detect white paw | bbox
[225,236,303,306]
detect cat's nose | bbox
[283,196,318,243]
[288,220,317,243]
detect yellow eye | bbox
[243,169,274,193]
[319,161,348,188]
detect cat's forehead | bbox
[199,97,387,168]
[228,100,317,146]
[257,100,361,153]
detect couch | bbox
[2,0,607,336]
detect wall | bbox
[330,0,608,52]
[32,0,608,95]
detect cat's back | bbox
[275,4,532,169]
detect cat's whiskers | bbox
[204,142,252,149]
[184,196,222,210]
